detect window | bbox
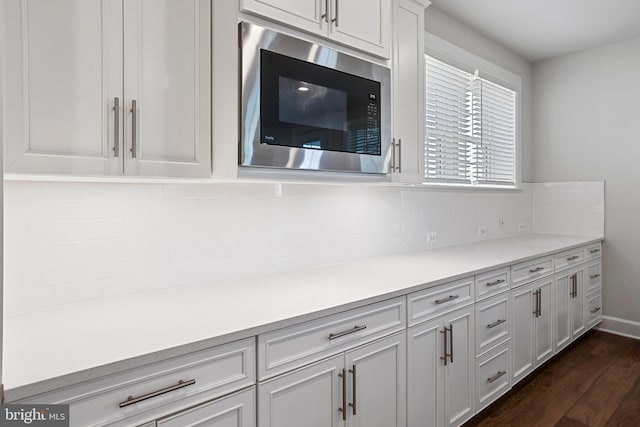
[424,55,517,187]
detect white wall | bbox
[3,181,533,314]
[424,8,534,182]
[532,36,640,331]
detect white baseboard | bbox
[597,316,640,340]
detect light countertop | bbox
[3,233,603,401]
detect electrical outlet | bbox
[427,231,437,245]
[498,215,505,229]
[518,223,525,231]
[478,226,487,237]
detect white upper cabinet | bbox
[2,0,123,175]
[390,0,428,183]
[2,0,211,178]
[123,0,211,178]
[241,0,391,58]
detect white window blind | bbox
[425,55,516,186]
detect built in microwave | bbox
[239,22,391,174]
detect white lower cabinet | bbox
[475,343,511,412]
[511,277,554,384]
[408,306,475,427]
[156,387,255,427]
[258,332,406,427]
[554,266,586,352]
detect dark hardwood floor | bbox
[467,331,640,427]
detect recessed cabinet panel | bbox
[475,343,511,412]
[240,0,325,37]
[124,0,211,177]
[3,0,123,174]
[475,293,510,357]
[511,283,534,384]
[258,356,342,427]
[407,319,442,427]
[156,387,255,427]
[535,278,554,365]
[330,0,391,58]
[444,308,475,427]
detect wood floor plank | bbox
[475,351,610,427]
[465,331,640,427]
[604,358,640,427]
[555,417,591,427]
[565,340,640,427]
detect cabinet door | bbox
[156,387,255,427]
[329,0,391,58]
[391,0,425,183]
[534,278,554,366]
[345,332,406,427]
[258,355,343,427]
[2,0,123,175]
[443,307,475,427]
[123,0,211,177]
[554,270,572,352]
[407,318,443,427]
[511,283,534,384]
[240,0,327,38]
[571,269,586,339]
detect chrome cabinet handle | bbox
[533,289,540,318]
[487,319,506,329]
[119,379,195,408]
[590,274,601,279]
[332,0,339,26]
[570,273,578,298]
[440,327,449,366]
[348,365,357,415]
[130,99,137,158]
[487,370,506,383]
[567,255,580,261]
[591,307,601,314]
[391,138,396,173]
[529,266,544,273]
[321,0,329,22]
[449,324,454,363]
[487,279,506,287]
[589,248,600,254]
[398,138,402,173]
[113,97,120,157]
[338,369,346,421]
[328,325,367,340]
[435,295,459,305]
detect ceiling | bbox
[428,0,640,62]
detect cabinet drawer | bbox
[554,248,585,271]
[586,261,602,294]
[586,291,603,330]
[258,297,405,380]
[475,293,511,357]
[475,268,510,301]
[511,256,553,287]
[408,277,474,326]
[585,243,602,260]
[476,343,511,412]
[19,338,255,427]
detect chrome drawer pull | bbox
[435,295,459,304]
[113,97,120,157]
[486,279,506,287]
[590,274,601,279]
[589,248,601,254]
[528,266,544,273]
[567,255,580,261]
[328,325,367,340]
[591,307,601,314]
[487,370,506,383]
[487,319,506,329]
[338,369,347,421]
[119,379,196,408]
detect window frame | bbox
[423,32,522,190]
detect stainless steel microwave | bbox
[239,22,391,174]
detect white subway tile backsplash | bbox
[4,180,539,314]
